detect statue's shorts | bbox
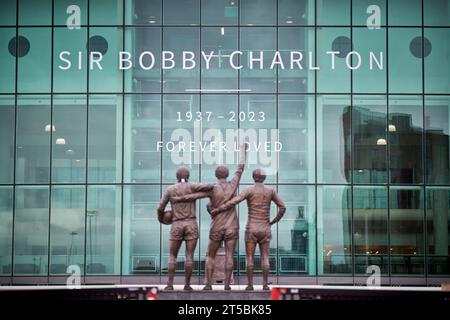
[245,223,272,244]
[170,219,199,241]
[209,227,239,242]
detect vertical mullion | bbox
[119,0,125,281]
[386,0,392,285]
[421,0,427,284]
[160,0,164,283]
[314,0,318,283]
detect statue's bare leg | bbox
[224,238,237,290]
[166,239,182,290]
[245,241,257,290]
[260,241,271,290]
[184,239,197,290]
[204,239,221,290]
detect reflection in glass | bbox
[18,28,51,93]
[426,188,450,275]
[389,28,422,93]
[123,185,160,275]
[389,95,423,184]
[201,0,238,25]
[318,186,352,275]
[53,27,87,93]
[278,95,315,183]
[390,187,425,275]
[16,95,51,184]
[278,185,315,275]
[124,94,161,183]
[52,95,87,183]
[201,27,238,90]
[163,0,200,25]
[317,0,350,26]
[0,28,16,93]
[14,186,49,275]
[163,28,199,93]
[89,0,123,25]
[0,187,13,275]
[240,0,276,25]
[124,27,161,93]
[425,96,450,184]
[125,0,161,25]
[278,0,313,26]
[353,187,388,275]
[86,186,121,275]
[425,28,450,94]
[88,95,123,183]
[0,96,15,184]
[352,96,387,184]
[317,95,351,184]
[50,186,85,275]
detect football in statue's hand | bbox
[158,210,173,225]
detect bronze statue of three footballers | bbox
[157,144,286,291]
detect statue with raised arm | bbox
[211,168,286,291]
[172,144,247,290]
[157,166,214,290]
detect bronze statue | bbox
[172,144,247,290]
[211,168,286,291]
[157,167,214,290]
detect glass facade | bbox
[0,0,449,285]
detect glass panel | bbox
[424,0,450,26]
[278,95,315,183]
[352,95,388,184]
[0,187,13,275]
[388,28,422,94]
[201,0,238,25]
[16,95,51,184]
[390,186,425,275]
[17,28,51,93]
[163,0,200,25]
[54,0,87,25]
[122,185,160,275]
[125,0,162,25]
[163,27,200,93]
[86,186,121,275]
[240,0,276,25]
[14,186,49,275]
[317,95,351,184]
[388,0,421,26]
[52,95,87,183]
[201,27,238,91]
[352,28,386,94]
[89,0,123,25]
[425,96,450,184]
[278,27,315,93]
[88,27,123,93]
[50,186,85,275]
[426,188,450,276]
[317,28,351,93]
[238,184,277,276]
[278,0,314,26]
[239,95,276,184]
[353,186,388,275]
[0,28,16,93]
[240,27,276,93]
[200,94,238,183]
[124,27,161,93]
[162,94,200,183]
[54,27,87,93]
[425,28,450,94]
[317,0,350,26]
[124,94,161,183]
[317,186,352,275]
[389,95,423,184]
[88,94,123,183]
[0,96,15,184]
[278,185,316,275]
[0,0,16,26]
[352,0,385,26]
[19,0,52,25]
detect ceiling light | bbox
[56,138,66,145]
[148,20,156,24]
[286,20,293,24]
[45,124,55,132]
[388,124,396,132]
[376,138,387,146]
[220,27,225,35]
[66,149,75,156]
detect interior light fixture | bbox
[220,27,225,35]
[56,138,66,145]
[388,124,396,132]
[45,124,55,132]
[377,138,387,146]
